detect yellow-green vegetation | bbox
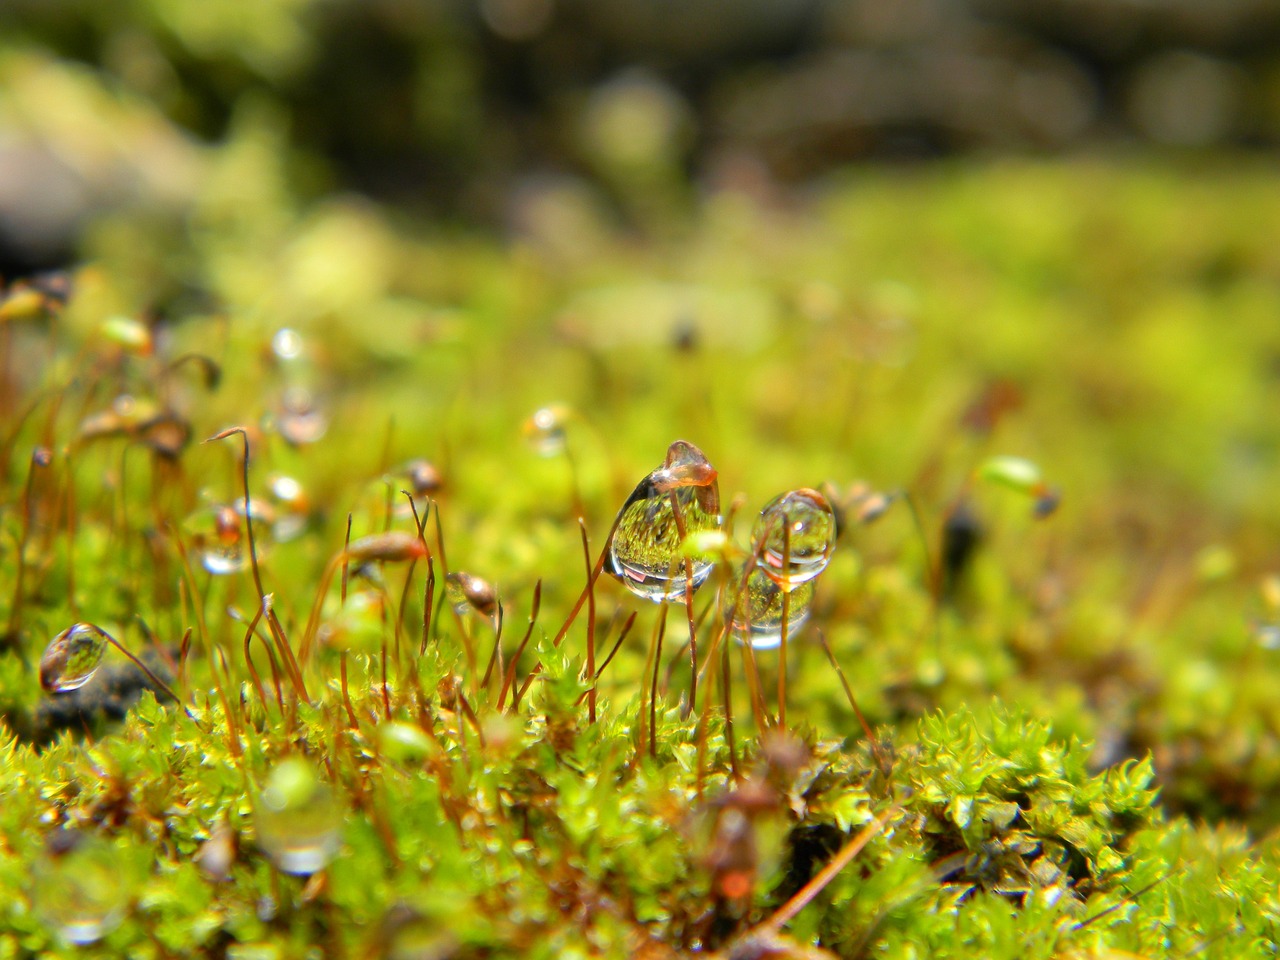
[7,37,1280,960]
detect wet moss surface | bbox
[5,50,1280,956]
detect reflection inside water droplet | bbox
[608,441,722,603]
[40,623,109,692]
[728,568,815,650]
[254,757,342,875]
[753,488,836,590]
[32,833,131,944]
[523,405,571,457]
[272,327,303,360]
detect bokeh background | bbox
[3,0,1279,274]
[7,0,1280,837]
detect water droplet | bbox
[267,475,309,542]
[523,404,572,456]
[275,387,328,446]
[40,623,109,692]
[728,568,815,650]
[445,571,497,618]
[198,504,249,574]
[608,440,722,603]
[254,757,342,875]
[272,328,303,360]
[31,832,131,944]
[753,488,836,589]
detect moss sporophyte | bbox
[6,170,1279,960]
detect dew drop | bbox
[199,504,249,574]
[753,488,836,589]
[608,440,722,603]
[40,623,109,693]
[31,832,131,944]
[523,404,572,456]
[275,387,328,446]
[728,568,815,650]
[272,327,303,360]
[267,474,309,541]
[254,757,342,875]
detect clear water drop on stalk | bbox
[608,440,722,603]
[197,504,248,575]
[31,832,132,944]
[40,623,108,692]
[523,404,572,456]
[753,488,836,589]
[254,756,342,875]
[729,568,816,650]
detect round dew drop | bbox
[254,757,343,875]
[40,623,109,693]
[31,834,132,945]
[608,440,723,603]
[728,567,815,650]
[752,488,836,590]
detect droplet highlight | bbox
[523,404,572,457]
[40,623,109,693]
[608,440,722,603]
[728,568,815,650]
[753,488,836,589]
[254,757,342,875]
[31,832,132,944]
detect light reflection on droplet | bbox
[728,568,815,650]
[40,623,109,693]
[272,328,303,360]
[254,756,342,875]
[31,832,131,945]
[608,440,722,603]
[753,488,836,590]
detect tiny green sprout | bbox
[977,455,1060,518]
[99,315,153,355]
[978,455,1043,493]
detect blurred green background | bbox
[6,0,1280,835]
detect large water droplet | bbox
[753,488,836,589]
[40,623,109,692]
[728,568,815,650]
[608,440,722,603]
[31,832,131,944]
[254,757,342,875]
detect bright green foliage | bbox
[5,45,1280,956]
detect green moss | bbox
[4,47,1280,955]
